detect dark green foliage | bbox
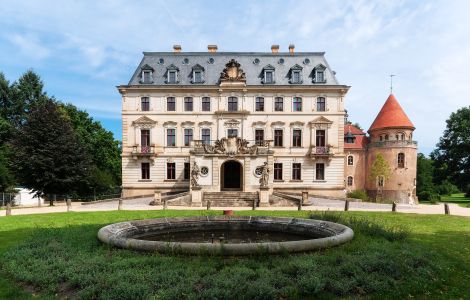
[346,189,368,200]
[465,184,470,198]
[431,106,470,190]
[0,145,15,192]
[416,153,435,195]
[61,103,121,194]
[436,180,460,196]
[12,99,91,198]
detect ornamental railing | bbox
[370,140,418,148]
[132,145,156,158]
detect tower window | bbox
[347,176,353,186]
[377,176,384,187]
[347,155,354,166]
[398,153,405,168]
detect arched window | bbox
[347,155,354,166]
[347,176,353,186]
[398,153,405,168]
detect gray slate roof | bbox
[127,52,340,86]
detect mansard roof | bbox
[125,51,341,86]
[368,94,415,132]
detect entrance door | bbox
[221,160,242,191]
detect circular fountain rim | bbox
[97,216,354,256]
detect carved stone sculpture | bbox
[191,162,200,187]
[201,137,259,157]
[259,162,270,188]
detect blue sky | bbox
[1,0,469,155]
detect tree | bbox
[416,153,435,197]
[0,72,11,119]
[369,153,392,200]
[61,103,121,194]
[0,145,15,192]
[12,99,91,204]
[431,106,470,189]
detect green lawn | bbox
[440,193,470,207]
[0,210,469,299]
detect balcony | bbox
[131,145,156,160]
[309,146,333,159]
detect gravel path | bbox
[2,196,469,217]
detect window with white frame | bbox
[142,70,152,84]
[166,128,176,147]
[167,163,176,180]
[316,163,325,180]
[293,97,302,112]
[264,70,274,83]
[274,97,283,111]
[274,163,283,180]
[274,129,283,147]
[314,64,327,83]
[317,97,326,111]
[292,163,302,180]
[347,155,354,166]
[141,97,150,111]
[201,97,211,111]
[141,162,150,180]
[184,163,190,180]
[228,97,238,111]
[167,97,176,111]
[255,97,264,111]
[184,97,193,111]
[292,129,302,147]
[292,70,301,83]
[227,129,238,137]
[201,128,211,145]
[184,128,193,146]
[255,129,264,145]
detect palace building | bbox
[118,45,417,206]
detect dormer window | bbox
[313,64,327,83]
[140,64,154,84]
[289,64,303,84]
[261,65,275,84]
[165,64,179,84]
[191,64,205,84]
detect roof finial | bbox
[389,74,395,94]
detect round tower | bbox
[366,94,417,204]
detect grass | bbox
[440,193,470,207]
[0,210,469,299]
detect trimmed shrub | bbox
[347,189,368,201]
[418,191,440,202]
[436,180,460,196]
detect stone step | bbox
[202,192,259,207]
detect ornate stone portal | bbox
[201,137,263,157]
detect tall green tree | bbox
[431,106,470,189]
[416,153,435,197]
[0,72,11,119]
[12,99,91,204]
[61,103,121,194]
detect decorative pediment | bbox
[263,64,275,71]
[132,116,157,128]
[314,64,326,70]
[290,121,305,127]
[166,64,179,71]
[290,64,303,70]
[141,64,154,71]
[219,59,246,82]
[224,119,240,128]
[192,64,204,71]
[310,116,333,129]
[163,121,177,127]
[198,121,213,127]
[252,121,267,127]
[270,121,285,127]
[181,121,195,127]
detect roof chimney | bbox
[207,45,218,53]
[271,45,279,54]
[288,44,295,54]
[173,45,182,53]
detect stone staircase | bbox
[202,192,259,207]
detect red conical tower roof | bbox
[368,94,414,132]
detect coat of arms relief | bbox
[202,137,259,157]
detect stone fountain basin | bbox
[97,216,354,256]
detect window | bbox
[385,134,389,141]
[141,97,150,111]
[292,163,301,180]
[316,130,326,147]
[255,129,264,146]
[379,135,383,142]
[141,163,150,180]
[184,128,193,146]
[264,70,274,84]
[398,153,405,168]
[255,97,264,111]
[142,71,152,83]
[293,97,302,112]
[377,176,384,187]
[228,129,238,137]
[167,97,176,111]
[184,97,193,111]
[166,128,176,147]
[317,97,326,111]
[201,128,211,145]
[184,163,190,180]
[193,70,203,83]
[201,97,211,111]
[167,163,176,180]
[274,97,283,111]
[274,129,283,147]
[141,129,150,149]
[316,163,325,180]
[228,97,238,111]
[292,129,302,147]
[347,176,353,186]
[347,155,353,166]
[274,163,283,180]
[316,70,324,83]
[292,70,301,83]
[168,70,177,83]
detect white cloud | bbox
[8,33,50,60]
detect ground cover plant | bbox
[0,210,469,299]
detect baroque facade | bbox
[119,45,417,205]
